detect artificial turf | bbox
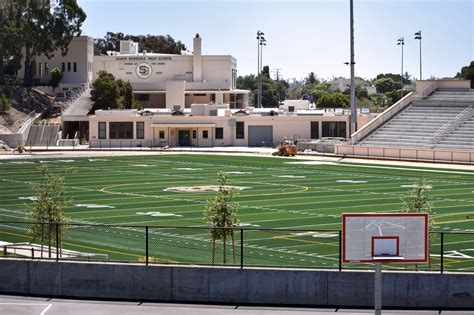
[0,154,473,271]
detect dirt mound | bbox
[0,87,54,133]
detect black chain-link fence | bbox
[1,221,473,272]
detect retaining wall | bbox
[0,259,473,308]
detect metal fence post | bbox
[31,248,34,259]
[338,230,342,271]
[56,223,59,262]
[145,226,149,266]
[3,245,6,257]
[440,232,444,274]
[240,228,244,269]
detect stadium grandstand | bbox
[335,79,474,162]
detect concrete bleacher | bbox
[26,125,60,146]
[358,90,474,151]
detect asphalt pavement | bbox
[0,295,473,315]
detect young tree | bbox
[203,172,240,265]
[401,180,433,227]
[27,165,71,258]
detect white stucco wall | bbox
[19,36,94,88]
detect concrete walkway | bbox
[0,295,472,315]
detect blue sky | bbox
[78,0,473,81]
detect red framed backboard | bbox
[342,213,428,263]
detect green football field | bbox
[0,154,473,271]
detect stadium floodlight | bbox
[256,31,267,108]
[397,37,405,98]
[349,0,357,138]
[414,31,422,80]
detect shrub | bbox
[0,93,11,113]
[50,67,63,91]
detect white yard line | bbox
[40,303,52,315]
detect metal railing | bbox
[0,221,473,272]
[430,105,472,145]
[334,144,474,164]
[421,84,437,98]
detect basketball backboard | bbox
[342,213,428,263]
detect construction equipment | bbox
[274,138,297,156]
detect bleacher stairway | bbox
[358,90,474,151]
[26,125,60,146]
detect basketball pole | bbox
[374,262,382,315]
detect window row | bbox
[98,122,144,140]
[61,62,78,73]
[99,123,224,140]
[98,122,346,140]
[157,128,224,139]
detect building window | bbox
[236,121,244,139]
[98,122,106,139]
[159,130,165,139]
[62,62,65,72]
[192,130,197,139]
[136,122,144,139]
[310,122,319,139]
[322,122,346,138]
[135,94,150,102]
[202,130,209,139]
[45,63,49,76]
[67,62,71,72]
[193,93,206,96]
[135,94,150,101]
[109,122,133,139]
[38,63,42,77]
[73,62,77,72]
[288,106,295,113]
[215,127,223,139]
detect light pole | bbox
[256,31,266,108]
[397,37,405,98]
[414,31,422,80]
[349,0,357,137]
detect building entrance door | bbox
[178,130,191,146]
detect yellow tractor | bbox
[275,138,298,156]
